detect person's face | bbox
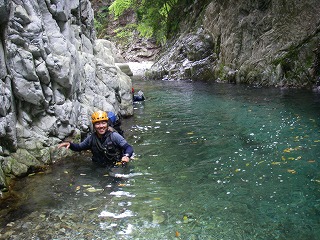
[94,121,108,136]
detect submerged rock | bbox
[152,211,166,224]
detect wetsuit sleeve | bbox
[111,132,134,157]
[123,144,134,157]
[69,134,92,152]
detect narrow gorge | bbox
[1,0,320,194]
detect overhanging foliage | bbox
[108,0,179,44]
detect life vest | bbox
[90,132,122,166]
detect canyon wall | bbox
[0,0,133,190]
[149,0,320,88]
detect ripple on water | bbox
[1,81,320,239]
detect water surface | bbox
[1,79,320,240]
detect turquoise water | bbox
[1,79,320,239]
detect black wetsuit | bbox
[70,131,133,167]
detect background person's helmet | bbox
[107,111,117,125]
[91,111,108,123]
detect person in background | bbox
[107,111,124,136]
[132,87,145,102]
[58,110,133,168]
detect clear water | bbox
[1,79,320,240]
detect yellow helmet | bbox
[91,111,108,123]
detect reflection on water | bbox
[1,80,320,239]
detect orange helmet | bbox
[91,111,108,123]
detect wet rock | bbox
[0,160,7,189]
[5,156,28,177]
[0,0,134,189]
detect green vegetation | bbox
[113,23,137,45]
[94,6,109,39]
[108,0,134,18]
[93,0,190,45]
[109,0,179,44]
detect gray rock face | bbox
[149,0,320,87]
[0,0,133,189]
[150,29,216,81]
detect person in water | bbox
[132,87,145,102]
[58,110,133,167]
[107,111,124,136]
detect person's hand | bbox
[58,142,70,149]
[121,155,130,163]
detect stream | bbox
[0,76,320,239]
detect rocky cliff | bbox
[0,0,133,191]
[149,0,320,88]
